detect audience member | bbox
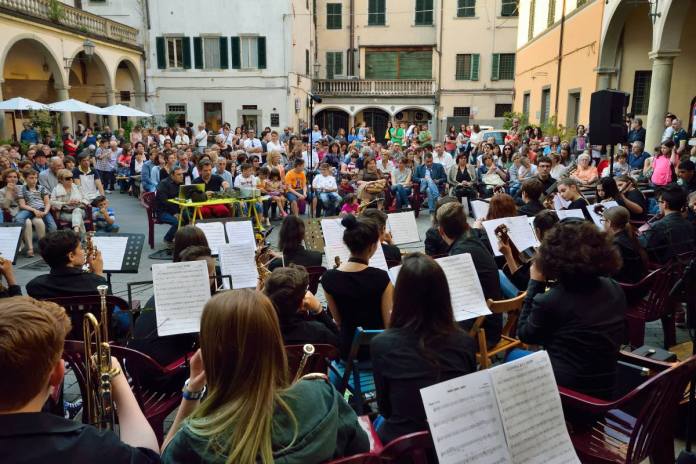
[640,184,695,263]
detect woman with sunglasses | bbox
[50,169,89,234]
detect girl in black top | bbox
[268,215,322,271]
[615,175,647,221]
[321,214,393,358]
[371,253,476,443]
[603,205,648,284]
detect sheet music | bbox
[224,220,255,246]
[387,211,420,245]
[218,243,259,289]
[587,200,619,228]
[388,264,402,285]
[461,198,470,217]
[556,209,585,220]
[320,217,344,246]
[195,222,228,255]
[489,351,580,464]
[152,260,211,336]
[553,195,571,210]
[435,254,491,321]
[91,236,128,271]
[471,200,490,220]
[0,226,22,263]
[482,216,540,257]
[421,369,512,464]
[527,216,539,243]
[323,240,389,271]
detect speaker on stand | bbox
[589,90,630,177]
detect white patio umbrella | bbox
[100,104,151,118]
[48,99,106,115]
[0,97,48,111]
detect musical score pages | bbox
[91,236,128,271]
[194,222,227,255]
[471,200,490,220]
[152,260,212,336]
[387,211,420,245]
[193,220,256,255]
[321,218,389,271]
[436,254,491,321]
[421,351,579,464]
[218,243,259,290]
[588,200,619,228]
[555,209,585,221]
[482,216,540,257]
[0,226,22,263]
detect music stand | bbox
[94,233,145,290]
[0,223,23,265]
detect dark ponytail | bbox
[341,214,379,255]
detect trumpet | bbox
[83,232,98,272]
[293,344,316,382]
[333,256,342,269]
[83,285,118,431]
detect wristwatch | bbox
[182,379,206,401]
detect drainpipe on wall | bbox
[349,0,355,76]
[435,0,444,138]
[553,0,567,121]
[142,0,151,103]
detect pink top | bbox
[341,203,359,215]
[651,156,672,186]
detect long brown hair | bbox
[486,193,518,220]
[189,290,296,464]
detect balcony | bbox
[313,79,436,97]
[0,0,139,47]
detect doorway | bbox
[360,108,389,144]
[203,102,223,132]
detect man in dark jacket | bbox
[436,201,503,346]
[640,184,696,263]
[155,165,187,244]
[413,153,447,216]
[518,178,546,217]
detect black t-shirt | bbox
[321,267,390,358]
[617,189,647,221]
[0,412,160,464]
[565,197,591,220]
[193,174,224,192]
[382,243,402,265]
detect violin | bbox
[495,224,532,267]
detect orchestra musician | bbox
[518,220,625,399]
[517,178,545,217]
[424,196,458,257]
[267,215,322,271]
[602,206,648,284]
[361,208,402,265]
[555,178,591,219]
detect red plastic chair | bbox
[378,431,435,463]
[305,265,327,294]
[285,343,340,380]
[52,205,94,231]
[619,266,676,349]
[560,352,696,464]
[326,453,376,464]
[140,191,164,249]
[62,341,187,445]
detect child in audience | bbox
[285,158,307,215]
[265,168,287,218]
[338,174,355,198]
[340,193,359,216]
[91,195,119,233]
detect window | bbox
[491,53,515,80]
[203,37,221,69]
[241,37,258,69]
[327,3,342,29]
[326,52,343,79]
[119,91,131,102]
[522,92,530,117]
[540,88,551,123]
[368,0,386,25]
[567,92,581,128]
[547,0,556,27]
[453,107,471,117]
[306,49,310,75]
[166,37,184,69]
[576,0,586,6]
[495,104,513,117]
[632,71,652,115]
[457,0,475,17]
[415,0,433,25]
[365,50,432,79]
[455,54,480,81]
[528,0,535,41]
[166,104,187,126]
[501,0,517,16]
[231,36,266,70]
[203,102,223,133]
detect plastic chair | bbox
[619,266,676,349]
[331,327,383,414]
[285,343,340,380]
[468,292,526,368]
[560,352,696,464]
[305,265,327,294]
[52,205,94,231]
[140,191,164,249]
[326,453,376,464]
[378,431,435,464]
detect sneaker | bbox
[105,190,112,194]
[64,399,83,420]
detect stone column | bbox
[595,67,617,90]
[55,87,72,134]
[348,113,355,131]
[645,51,678,152]
[0,84,6,140]
[106,90,118,130]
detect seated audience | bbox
[50,169,89,234]
[518,220,625,399]
[267,215,322,271]
[156,165,188,246]
[436,202,503,346]
[193,159,230,218]
[263,265,339,347]
[312,162,341,216]
[518,178,545,217]
[371,253,475,443]
[413,153,447,217]
[639,184,696,263]
[571,153,598,187]
[447,153,477,207]
[16,169,57,256]
[26,230,106,299]
[361,208,402,265]
[603,206,648,283]
[0,297,159,463]
[321,214,393,359]
[161,290,369,463]
[390,158,413,210]
[285,158,308,215]
[73,153,105,201]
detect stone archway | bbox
[67,48,113,130]
[357,108,390,144]
[314,108,349,137]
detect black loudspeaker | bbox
[589,90,630,145]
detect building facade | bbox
[312,0,518,142]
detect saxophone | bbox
[83,232,97,272]
[293,344,316,382]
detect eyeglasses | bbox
[62,177,73,180]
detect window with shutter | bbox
[202,37,221,69]
[231,37,241,69]
[368,0,386,25]
[528,0,536,40]
[165,37,184,69]
[415,0,433,25]
[365,50,431,79]
[305,49,310,75]
[257,36,267,69]
[327,3,342,29]
[457,0,475,17]
[498,54,515,80]
[156,37,166,69]
[399,51,432,79]
[540,88,551,123]
[491,54,500,81]
[326,52,343,79]
[182,37,192,69]
[193,37,203,69]
[365,51,398,79]
[219,37,229,69]
[501,0,517,16]
[470,54,479,81]
[455,54,478,80]
[239,36,259,69]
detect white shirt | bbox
[243,138,262,150]
[302,150,320,170]
[266,141,286,153]
[223,132,235,146]
[174,134,190,145]
[234,173,259,188]
[433,151,454,170]
[195,130,208,147]
[312,174,338,192]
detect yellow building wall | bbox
[616,6,652,118]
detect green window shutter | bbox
[156,37,166,69]
[368,0,385,25]
[335,52,343,76]
[327,3,342,29]
[471,54,480,81]
[182,37,192,69]
[193,37,203,69]
[399,51,432,79]
[326,52,335,79]
[257,36,267,69]
[219,37,229,69]
[231,37,241,69]
[365,51,397,79]
[491,53,500,81]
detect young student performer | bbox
[0,297,159,464]
[556,178,591,219]
[361,208,402,265]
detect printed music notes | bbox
[219,243,259,289]
[152,260,211,336]
[225,220,255,245]
[91,236,128,271]
[195,221,227,255]
[471,200,490,220]
[321,217,389,271]
[387,211,420,245]
[556,209,585,221]
[553,194,571,211]
[320,218,345,247]
[435,254,491,321]
[421,351,580,464]
[193,220,255,255]
[0,226,22,263]
[482,216,540,257]
[588,200,619,228]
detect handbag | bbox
[365,179,386,194]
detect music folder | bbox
[0,224,23,264]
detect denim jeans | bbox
[97,169,115,191]
[391,184,412,209]
[498,270,520,299]
[15,210,57,232]
[159,211,188,242]
[419,178,440,213]
[318,191,341,216]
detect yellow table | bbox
[168,196,269,230]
